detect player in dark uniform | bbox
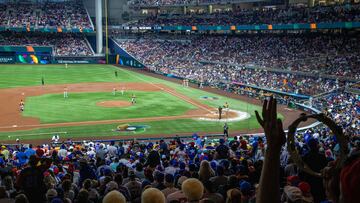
[115,71,118,77]
[223,123,229,137]
[218,106,223,119]
[41,77,44,85]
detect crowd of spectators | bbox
[0,1,92,29]
[116,33,358,95]
[132,4,360,25]
[0,32,93,56]
[7,4,37,27]
[0,5,7,27]
[130,0,193,6]
[313,92,360,136]
[0,93,358,203]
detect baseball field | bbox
[0,64,298,143]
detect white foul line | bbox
[119,68,213,113]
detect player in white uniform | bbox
[52,134,60,143]
[131,94,136,104]
[64,87,68,98]
[19,100,25,111]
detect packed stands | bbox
[7,3,38,27]
[116,33,360,78]
[0,5,7,26]
[0,93,358,203]
[130,0,192,6]
[0,1,92,29]
[0,1,358,203]
[115,33,358,95]
[0,32,93,56]
[132,4,360,25]
[314,92,360,136]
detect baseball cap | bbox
[298,181,311,194]
[142,180,151,189]
[287,175,300,186]
[239,181,251,194]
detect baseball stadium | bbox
[0,0,359,203]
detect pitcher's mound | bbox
[96,101,132,108]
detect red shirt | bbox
[36,148,44,157]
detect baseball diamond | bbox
[0,64,311,143]
[0,1,359,203]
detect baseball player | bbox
[223,102,230,118]
[52,134,60,143]
[19,100,25,111]
[223,123,229,137]
[131,94,136,104]
[121,87,125,95]
[112,87,117,95]
[65,63,68,69]
[64,87,68,98]
[224,102,229,110]
[218,106,223,119]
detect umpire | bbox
[218,106,223,119]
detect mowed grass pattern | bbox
[0,64,266,141]
[0,64,135,88]
[23,91,196,123]
[0,119,261,141]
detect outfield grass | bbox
[23,91,196,123]
[0,64,271,141]
[0,118,261,141]
[0,64,135,88]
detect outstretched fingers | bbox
[255,110,264,127]
[277,118,285,136]
[271,98,277,122]
[262,99,268,122]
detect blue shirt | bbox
[16,152,28,165]
[25,148,36,158]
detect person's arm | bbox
[255,97,286,203]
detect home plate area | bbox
[197,109,250,122]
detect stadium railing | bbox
[121,22,360,32]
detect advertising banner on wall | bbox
[0,56,16,64]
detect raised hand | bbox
[255,96,285,153]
